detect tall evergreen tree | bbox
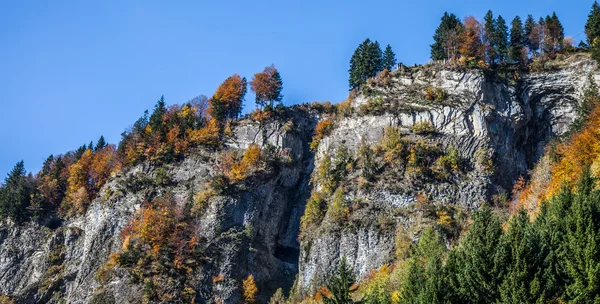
[495,16,510,62]
[586,1,600,44]
[95,136,106,152]
[382,44,397,71]
[484,10,498,63]
[509,16,525,63]
[0,161,32,222]
[544,13,564,53]
[447,207,504,303]
[149,95,167,139]
[430,12,463,60]
[348,38,383,90]
[323,258,357,304]
[524,15,539,55]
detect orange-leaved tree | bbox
[211,74,247,122]
[250,65,283,110]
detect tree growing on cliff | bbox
[459,16,484,62]
[250,65,283,110]
[509,16,525,64]
[323,258,358,304]
[349,38,383,90]
[382,44,397,71]
[495,16,509,62]
[243,275,258,304]
[0,161,33,223]
[586,1,600,44]
[431,12,463,61]
[524,15,541,55]
[544,13,564,53]
[211,73,247,122]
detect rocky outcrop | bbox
[296,53,599,294]
[0,53,597,303]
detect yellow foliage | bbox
[242,275,258,304]
[436,210,452,228]
[187,118,220,147]
[310,118,335,150]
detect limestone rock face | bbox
[0,54,597,303]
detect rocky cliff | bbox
[0,53,597,303]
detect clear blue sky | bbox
[0,0,592,178]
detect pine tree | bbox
[348,38,383,90]
[382,44,397,71]
[323,258,357,304]
[0,161,32,222]
[484,10,498,63]
[495,16,510,62]
[430,12,463,61]
[95,136,106,152]
[544,13,564,53]
[449,207,504,303]
[509,16,525,63]
[524,15,540,55]
[587,1,600,45]
[149,95,167,138]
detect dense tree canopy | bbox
[431,12,463,61]
[348,38,383,90]
[250,65,283,109]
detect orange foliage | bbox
[64,146,120,214]
[547,109,600,199]
[250,65,283,108]
[242,275,258,304]
[187,118,220,148]
[459,16,484,61]
[212,74,247,120]
[310,118,335,150]
[219,144,264,182]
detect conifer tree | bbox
[430,12,463,61]
[484,10,498,63]
[250,65,283,109]
[382,44,397,71]
[95,136,106,152]
[495,16,510,62]
[509,16,525,63]
[348,38,383,90]
[323,258,357,304]
[0,161,32,222]
[586,1,600,44]
[544,13,564,53]
[149,95,167,138]
[524,15,540,55]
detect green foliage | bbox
[509,16,525,64]
[587,1,600,45]
[431,12,463,61]
[269,288,286,304]
[410,121,435,134]
[323,258,358,304]
[424,87,447,102]
[349,38,383,90]
[0,161,34,223]
[382,44,397,71]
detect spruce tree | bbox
[349,38,383,90]
[509,16,525,63]
[484,10,498,63]
[0,161,32,223]
[149,95,167,139]
[430,12,463,61]
[449,207,504,303]
[524,15,539,55]
[496,16,510,62]
[382,44,397,71]
[323,258,357,304]
[95,135,106,151]
[586,1,600,45]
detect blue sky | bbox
[0,0,593,178]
